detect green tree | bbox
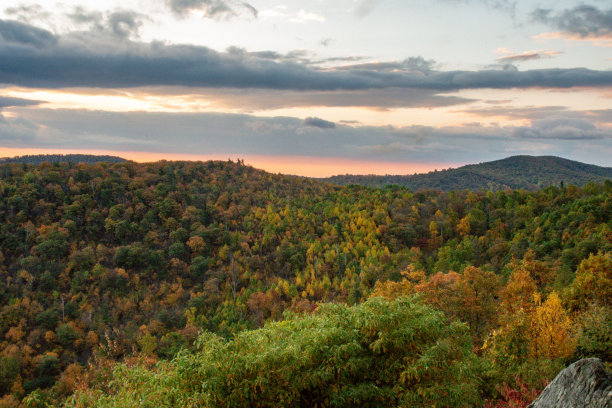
[66,297,481,408]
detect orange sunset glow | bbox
[0,147,455,177]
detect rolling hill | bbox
[0,159,609,406]
[321,156,612,191]
[0,154,127,165]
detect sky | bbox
[0,0,610,176]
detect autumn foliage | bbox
[0,160,608,406]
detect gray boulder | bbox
[528,358,611,408]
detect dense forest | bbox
[0,160,609,407]
[0,155,127,165]
[322,156,612,191]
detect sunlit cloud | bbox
[289,10,325,24]
[533,31,612,47]
[0,85,474,119]
[495,49,563,63]
[532,5,612,47]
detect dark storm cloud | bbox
[533,5,612,38]
[166,0,257,18]
[1,20,612,91]
[304,117,336,129]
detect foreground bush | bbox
[64,296,481,408]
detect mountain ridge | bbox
[320,155,612,191]
[1,154,610,191]
[0,154,127,165]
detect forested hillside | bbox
[322,156,612,191]
[0,160,609,407]
[0,155,127,165]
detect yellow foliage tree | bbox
[370,266,425,300]
[456,217,471,237]
[528,292,575,359]
[566,251,612,312]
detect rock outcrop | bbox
[528,358,611,408]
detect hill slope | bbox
[0,154,127,165]
[0,160,609,406]
[321,156,612,191]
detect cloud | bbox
[439,0,517,15]
[0,19,56,47]
[304,117,336,129]
[495,49,562,63]
[587,109,612,124]
[67,7,102,24]
[459,105,569,120]
[4,4,51,23]
[67,8,146,39]
[0,108,462,158]
[460,106,612,126]
[0,112,38,144]
[0,96,43,109]
[355,0,384,18]
[228,47,318,66]
[513,117,608,140]
[199,87,475,110]
[258,8,324,24]
[2,107,610,165]
[289,10,325,23]
[1,20,612,91]
[334,56,435,73]
[106,11,145,39]
[533,6,612,38]
[230,48,369,68]
[532,6,612,46]
[165,0,257,18]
